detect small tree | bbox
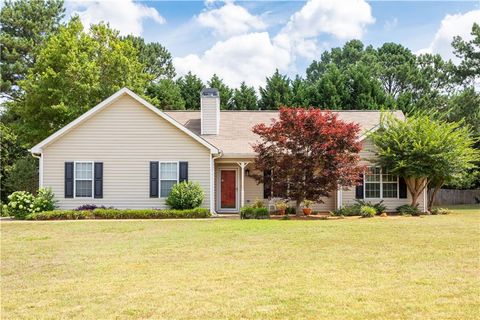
[369,113,479,210]
[252,107,364,216]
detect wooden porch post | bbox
[237,162,249,208]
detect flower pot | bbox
[303,208,312,216]
[278,209,286,215]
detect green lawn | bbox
[2,205,479,319]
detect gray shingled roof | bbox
[164,110,404,157]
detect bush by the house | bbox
[330,204,361,216]
[354,199,386,214]
[25,208,211,220]
[166,181,204,209]
[5,188,57,219]
[360,205,377,218]
[396,204,421,216]
[240,206,269,219]
[75,204,114,211]
[251,198,265,208]
[285,206,296,215]
[5,191,36,219]
[430,207,451,215]
[32,187,56,212]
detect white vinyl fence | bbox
[428,189,480,205]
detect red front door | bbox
[221,170,236,209]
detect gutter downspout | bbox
[31,152,43,188]
[210,151,223,215]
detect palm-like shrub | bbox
[166,181,204,209]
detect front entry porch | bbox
[214,160,252,213]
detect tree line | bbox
[1,0,479,202]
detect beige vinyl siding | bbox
[42,94,211,209]
[200,97,218,134]
[214,159,335,212]
[341,138,426,211]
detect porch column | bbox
[237,162,250,208]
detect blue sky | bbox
[67,0,480,88]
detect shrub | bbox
[240,206,269,219]
[396,204,421,216]
[25,208,211,220]
[251,198,265,208]
[360,205,377,218]
[1,202,9,217]
[75,204,114,211]
[6,191,35,219]
[354,199,386,214]
[430,207,451,215]
[330,204,361,216]
[32,188,56,213]
[302,199,313,208]
[166,181,204,209]
[285,206,296,215]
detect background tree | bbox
[290,75,310,107]
[452,23,480,86]
[231,82,258,110]
[176,72,204,110]
[252,108,364,215]
[208,74,233,110]
[7,17,151,145]
[146,79,185,110]
[369,113,479,209]
[0,0,65,100]
[258,69,292,110]
[123,35,175,80]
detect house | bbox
[29,88,427,213]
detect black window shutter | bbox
[399,177,407,198]
[179,162,188,183]
[94,162,103,198]
[263,170,272,199]
[65,162,74,198]
[150,161,159,198]
[355,173,364,199]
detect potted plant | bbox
[275,200,288,215]
[302,200,313,215]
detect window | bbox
[382,169,398,198]
[160,162,178,197]
[365,167,381,198]
[75,162,93,197]
[364,166,398,199]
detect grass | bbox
[1,205,479,319]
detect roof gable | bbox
[30,88,220,154]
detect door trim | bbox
[216,168,239,213]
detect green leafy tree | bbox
[123,35,175,80]
[452,23,480,85]
[290,76,310,107]
[0,0,65,100]
[259,69,292,110]
[231,82,258,110]
[146,79,185,110]
[207,74,233,110]
[8,17,151,145]
[446,87,480,139]
[176,72,204,110]
[370,113,479,209]
[3,156,39,196]
[306,64,348,109]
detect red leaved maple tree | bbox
[252,107,364,215]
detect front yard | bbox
[1,206,479,319]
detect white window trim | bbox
[364,166,399,200]
[73,161,94,199]
[159,161,180,199]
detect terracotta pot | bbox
[303,208,312,216]
[278,208,286,215]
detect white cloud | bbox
[274,0,374,59]
[68,0,165,36]
[418,10,480,61]
[174,0,374,88]
[197,1,266,37]
[173,32,290,88]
